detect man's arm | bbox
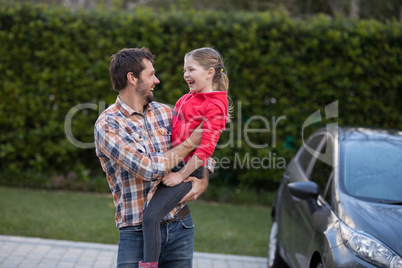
[95,117,203,182]
[162,120,203,171]
[180,169,209,204]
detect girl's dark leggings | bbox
[142,163,204,262]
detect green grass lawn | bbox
[0,186,271,257]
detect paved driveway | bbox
[0,235,267,268]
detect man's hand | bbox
[162,172,184,187]
[180,171,209,204]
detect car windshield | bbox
[343,140,402,203]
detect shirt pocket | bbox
[152,127,172,152]
[129,129,148,153]
[157,127,171,136]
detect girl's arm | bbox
[162,154,204,187]
[163,99,228,187]
[177,154,204,179]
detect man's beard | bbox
[136,79,154,104]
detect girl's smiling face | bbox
[183,56,214,93]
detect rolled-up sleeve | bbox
[148,152,166,178]
[95,116,166,181]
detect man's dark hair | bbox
[109,47,155,91]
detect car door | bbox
[279,133,326,267]
[281,131,334,267]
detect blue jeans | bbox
[117,214,195,268]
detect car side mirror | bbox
[288,181,321,214]
[288,181,319,200]
[288,181,330,228]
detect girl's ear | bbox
[207,67,215,79]
[127,72,137,86]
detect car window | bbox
[343,140,402,202]
[310,156,334,203]
[298,135,324,176]
[323,171,334,205]
[308,133,334,204]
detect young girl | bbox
[140,47,230,268]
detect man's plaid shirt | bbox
[95,97,212,228]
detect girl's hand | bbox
[162,172,184,187]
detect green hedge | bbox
[1,1,401,193]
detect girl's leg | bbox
[142,181,192,262]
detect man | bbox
[94,47,211,268]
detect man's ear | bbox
[127,72,137,86]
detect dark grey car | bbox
[268,127,402,268]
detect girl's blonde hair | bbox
[185,47,233,120]
[185,47,229,92]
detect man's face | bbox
[136,59,160,105]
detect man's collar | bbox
[116,96,151,117]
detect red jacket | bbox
[172,91,229,165]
